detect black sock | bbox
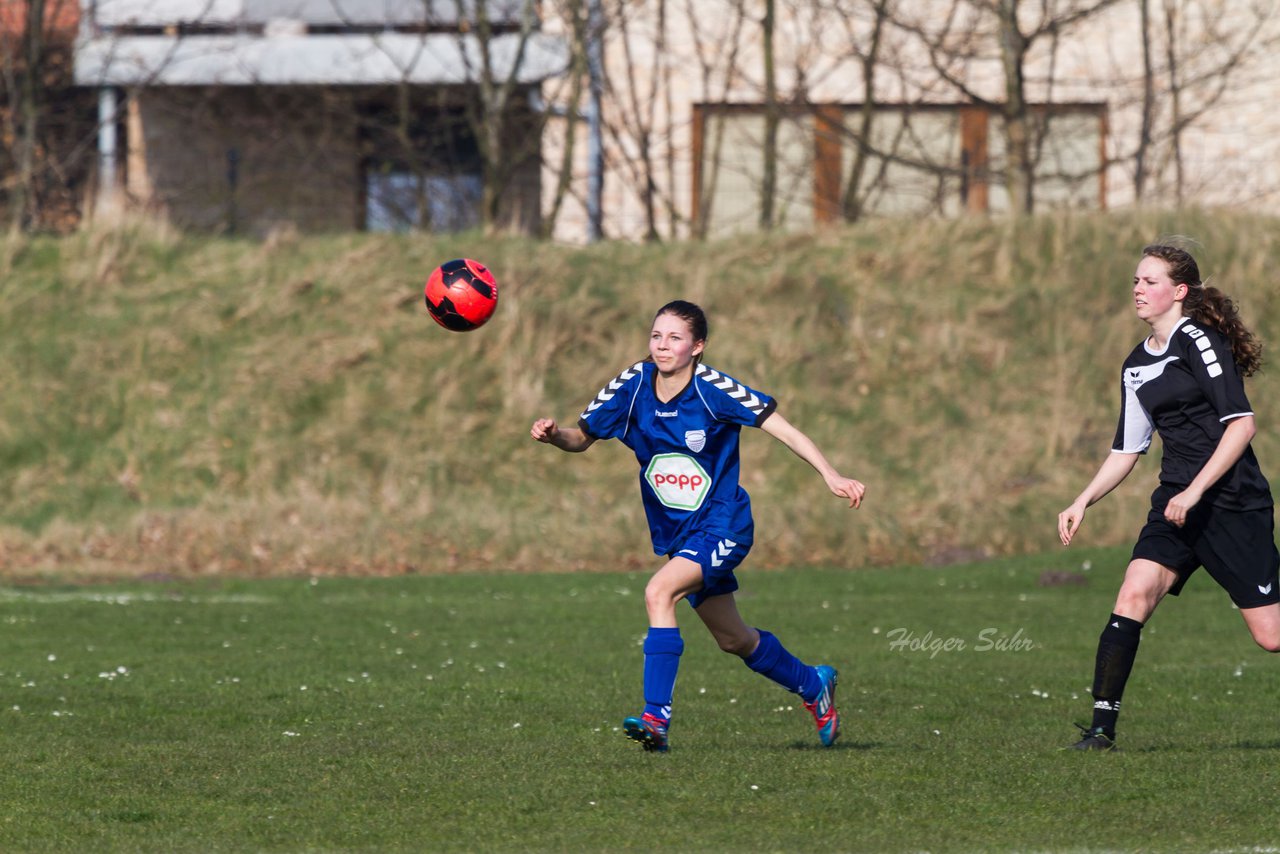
[1089,613,1143,736]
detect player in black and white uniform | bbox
[1058,244,1278,751]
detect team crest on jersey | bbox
[684,430,706,453]
[644,453,712,511]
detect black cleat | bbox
[1066,723,1119,751]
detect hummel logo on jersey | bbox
[656,409,678,418]
[1260,583,1273,595]
[709,538,737,568]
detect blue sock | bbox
[745,629,822,702]
[642,627,683,722]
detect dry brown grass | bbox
[2,209,1278,578]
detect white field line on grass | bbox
[0,590,276,605]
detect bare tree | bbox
[315,0,570,235]
[8,0,45,232]
[897,0,1119,215]
[1133,0,1156,200]
[586,0,761,242]
[838,0,893,223]
[599,0,668,241]
[369,0,572,234]
[687,0,750,239]
[2,0,88,233]
[1110,0,1277,207]
[454,0,549,234]
[1160,0,1184,204]
[759,0,779,230]
[696,0,841,235]
[1157,0,1274,205]
[993,0,1033,213]
[541,0,590,238]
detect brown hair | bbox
[1142,243,1263,376]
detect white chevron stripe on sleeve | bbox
[696,367,767,414]
[581,363,643,420]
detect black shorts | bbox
[1132,484,1280,609]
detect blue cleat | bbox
[803,665,840,747]
[623,713,669,752]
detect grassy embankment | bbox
[1,210,1277,578]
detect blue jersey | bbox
[577,361,777,556]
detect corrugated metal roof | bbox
[74,31,569,85]
[86,0,528,28]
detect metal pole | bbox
[97,87,118,208]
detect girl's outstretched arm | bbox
[760,411,865,508]
[1057,451,1139,546]
[530,418,596,453]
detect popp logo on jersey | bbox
[644,453,712,511]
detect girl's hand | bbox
[828,475,865,508]
[1058,501,1087,546]
[1163,488,1202,528]
[530,418,559,443]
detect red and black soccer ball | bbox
[423,258,499,332]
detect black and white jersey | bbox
[1112,317,1272,510]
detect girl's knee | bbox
[1113,594,1148,619]
[716,633,754,657]
[1113,587,1160,623]
[1252,633,1280,653]
[643,578,681,615]
[711,625,758,658]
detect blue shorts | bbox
[669,531,751,609]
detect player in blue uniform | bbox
[531,300,866,752]
[1058,244,1277,751]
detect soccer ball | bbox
[423,258,499,332]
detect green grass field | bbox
[4,545,1280,852]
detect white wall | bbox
[540,0,1280,243]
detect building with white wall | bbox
[67,0,1280,241]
